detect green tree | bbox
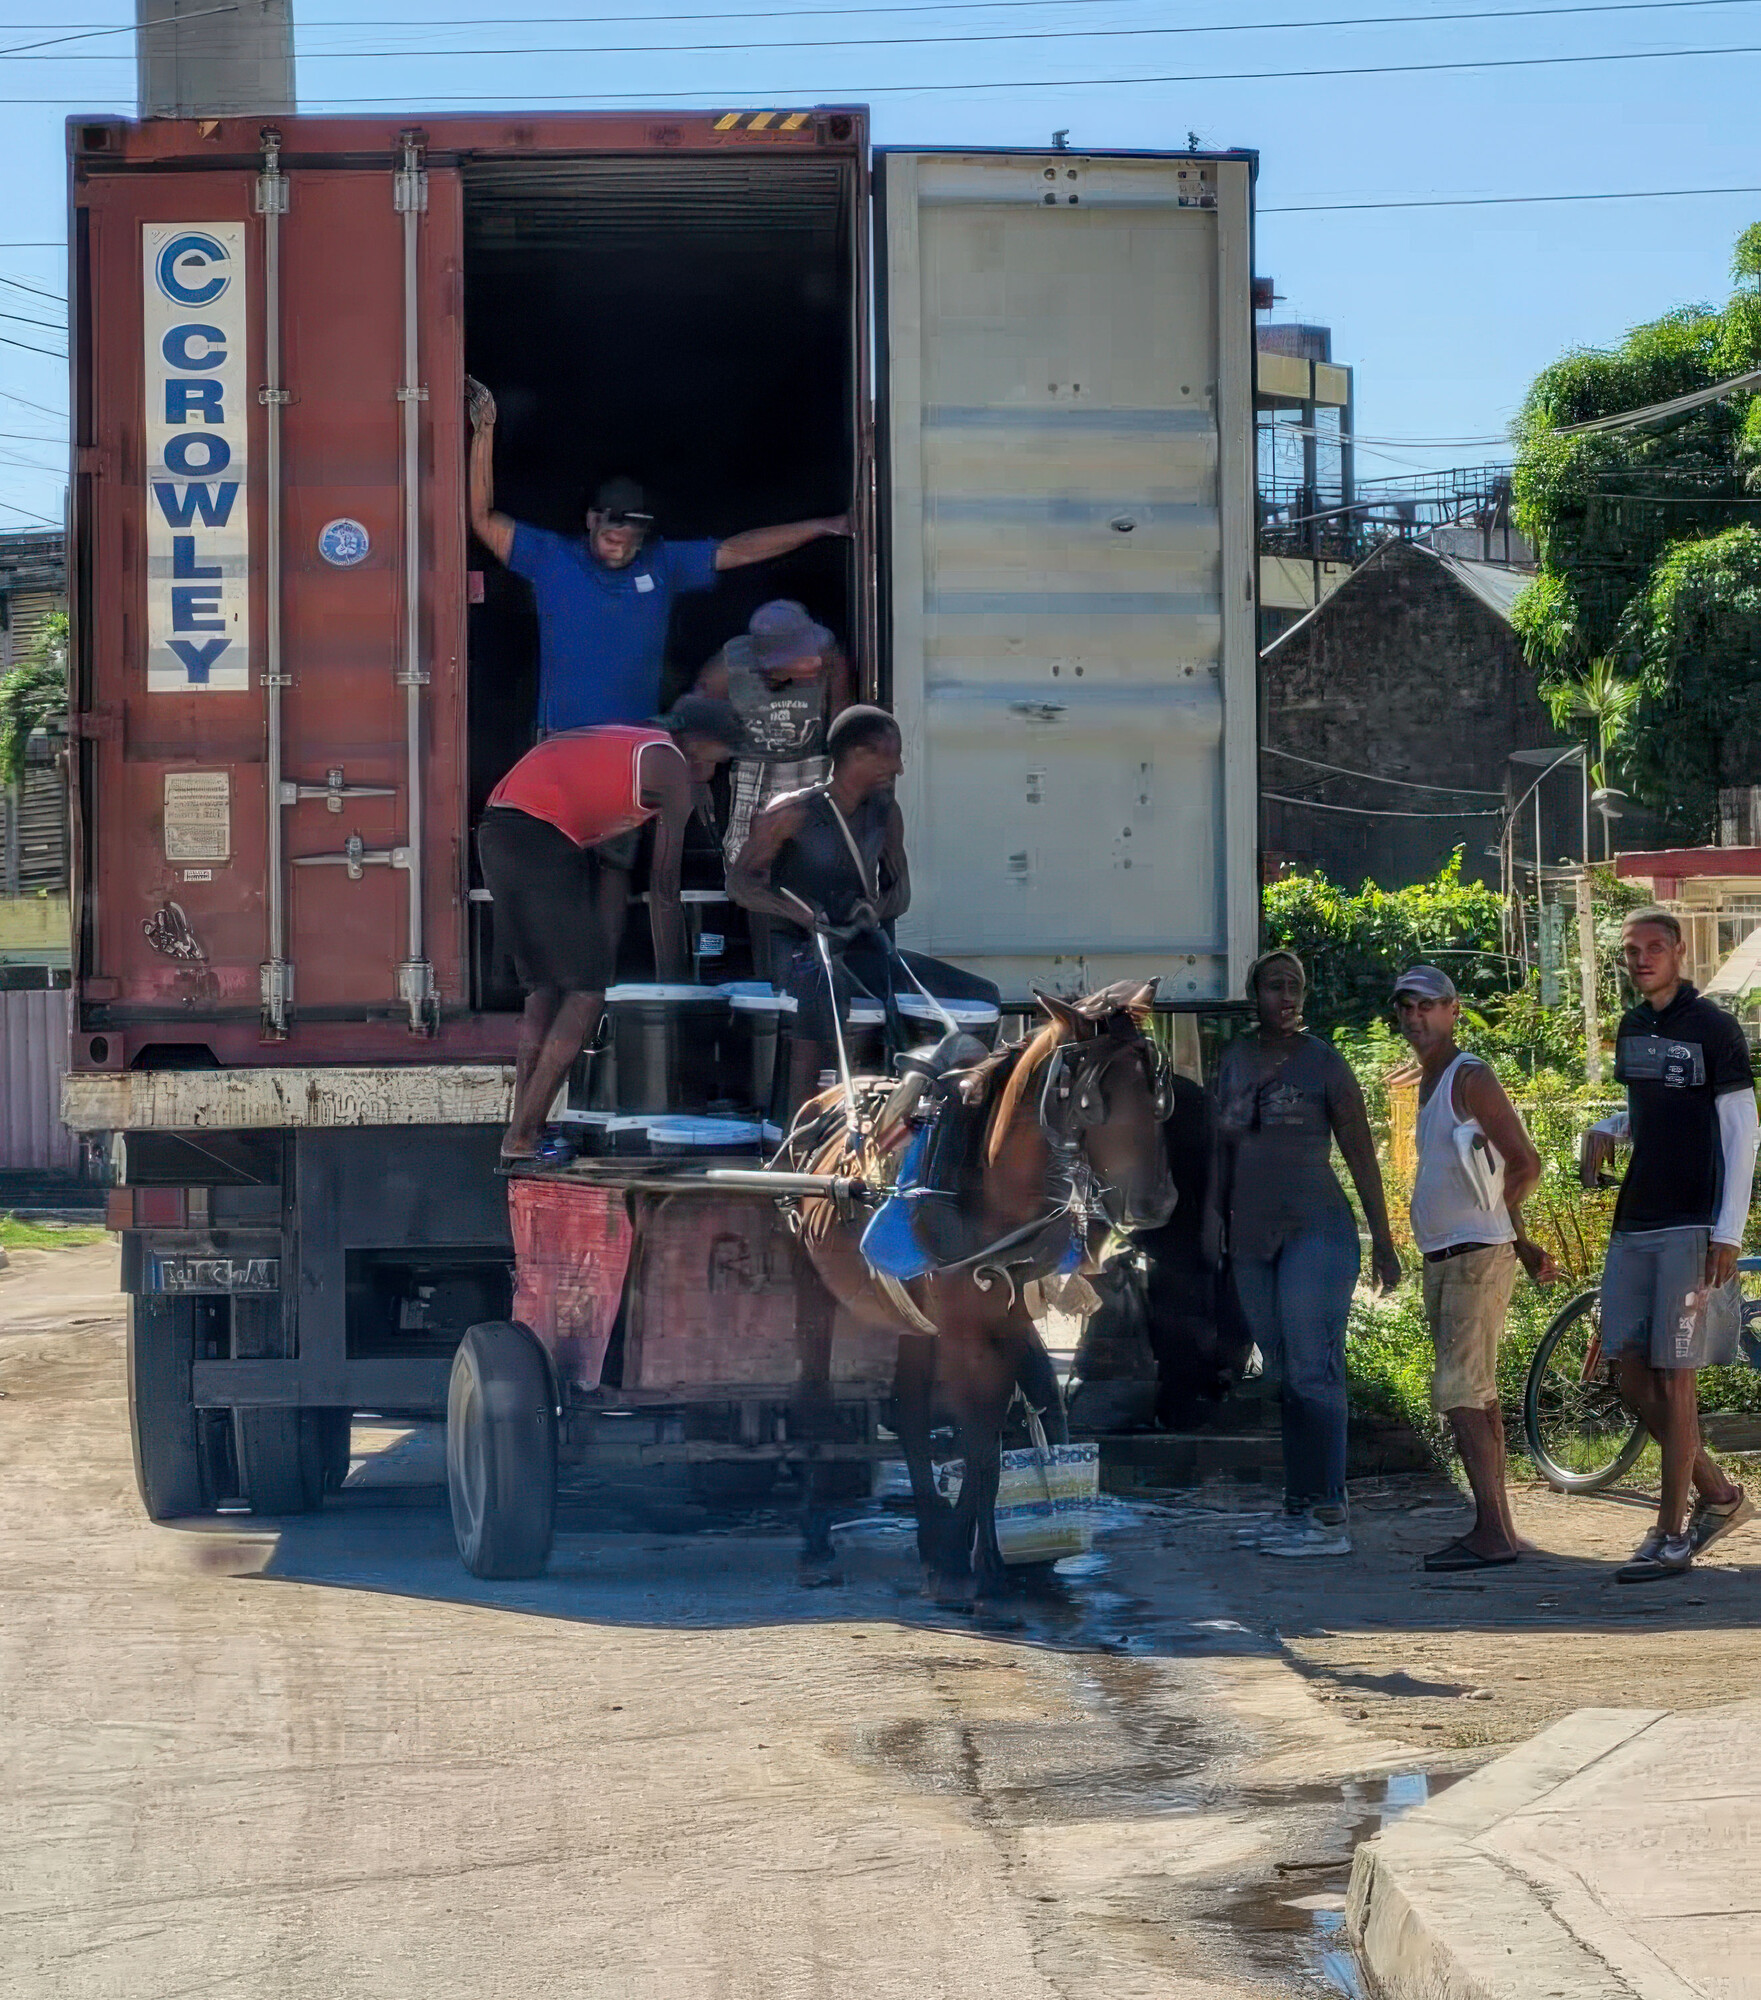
[1511,224,1761,840]
[0,609,68,787]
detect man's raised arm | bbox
[713,514,851,572]
[466,378,515,567]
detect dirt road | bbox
[5,1245,1755,1999]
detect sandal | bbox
[1424,1537,1519,1572]
[1617,1531,1692,1583]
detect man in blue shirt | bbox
[468,380,849,734]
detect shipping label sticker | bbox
[164,770,232,862]
[143,224,251,693]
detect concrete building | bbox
[1260,537,1570,890]
[1257,323,1355,649]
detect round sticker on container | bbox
[318,518,371,568]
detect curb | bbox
[1347,1708,1684,2000]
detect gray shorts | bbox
[1600,1227,1740,1370]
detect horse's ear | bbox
[1126,979,1159,1019]
[1032,987,1083,1033]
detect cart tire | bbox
[448,1322,557,1579]
[313,1408,353,1492]
[234,1408,322,1515]
[1522,1288,1649,1493]
[128,1295,212,1521]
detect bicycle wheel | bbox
[1523,1288,1649,1493]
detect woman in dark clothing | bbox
[727,705,998,1116]
[1216,950,1402,1558]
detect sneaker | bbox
[1687,1490,1756,1556]
[1617,1530,1692,1583]
[1237,1509,1306,1548]
[1260,1512,1352,1559]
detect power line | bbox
[1264,181,1761,211]
[1264,791,1505,818]
[0,5,236,59]
[0,387,65,418]
[0,275,64,304]
[21,0,1761,59]
[1261,746,1506,796]
[9,36,1751,102]
[0,306,64,334]
[0,497,60,525]
[0,329,65,359]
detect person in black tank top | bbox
[728,705,1000,1117]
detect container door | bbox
[72,146,465,1061]
[876,151,1257,1005]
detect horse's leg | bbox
[790,1230,841,1585]
[892,1330,956,1585]
[936,1298,1019,1605]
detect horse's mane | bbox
[981,1020,1066,1167]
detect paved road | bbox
[0,1246,1423,2000]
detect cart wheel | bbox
[447,1322,557,1579]
[233,1408,323,1515]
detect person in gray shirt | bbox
[1218,951,1402,1558]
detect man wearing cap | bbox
[695,599,852,862]
[468,380,849,734]
[477,697,743,1164]
[1395,965,1558,1570]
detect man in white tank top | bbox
[1395,966,1557,1570]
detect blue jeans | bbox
[1231,1222,1361,1511]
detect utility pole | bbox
[137,0,294,119]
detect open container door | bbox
[876,150,1258,1006]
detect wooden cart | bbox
[445,1161,894,1577]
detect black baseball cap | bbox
[591,475,653,524]
[662,695,744,751]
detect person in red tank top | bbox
[477,697,742,1162]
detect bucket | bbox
[895,992,1002,1050]
[719,982,798,1117]
[936,1409,1102,1565]
[597,984,731,1115]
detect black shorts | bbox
[476,806,630,995]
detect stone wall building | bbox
[1260,537,1571,890]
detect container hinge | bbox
[291,836,413,882]
[258,387,291,407]
[395,387,429,403]
[259,958,293,1037]
[260,673,293,689]
[394,665,430,689]
[394,171,429,215]
[396,959,439,1037]
[280,768,399,814]
[254,130,288,215]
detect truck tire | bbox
[127,1296,212,1521]
[447,1321,557,1579]
[233,1409,322,1515]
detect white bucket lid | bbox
[643,1115,765,1146]
[847,1000,885,1025]
[896,994,1000,1025]
[604,983,730,1003]
[724,983,798,1014]
[556,1109,612,1127]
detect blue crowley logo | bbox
[155,232,230,306]
[318,518,371,567]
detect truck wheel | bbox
[128,1296,212,1521]
[447,1322,557,1579]
[233,1409,322,1515]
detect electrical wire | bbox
[1263,181,1761,211]
[0,387,65,418]
[1264,791,1505,818]
[0,307,64,334]
[0,329,65,359]
[22,0,1761,59]
[0,275,65,304]
[1550,365,1761,435]
[1261,746,1506,795]
[9,36,1761,98]
[0,5,236,59]
[0,497,60,524]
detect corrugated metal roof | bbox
[1433,552,1530,626]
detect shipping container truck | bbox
[57,110,1261,1519]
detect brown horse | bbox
[788,982,1177,1600]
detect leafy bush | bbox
[0,610,68,786]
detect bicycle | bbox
[1521,1253,1761,1492]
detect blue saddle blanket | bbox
[860,1128,1082,1285]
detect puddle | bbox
[1218,1769,1454,1997]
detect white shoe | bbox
[1260,1513,1352,1559]
[1236,1510,1304,1547]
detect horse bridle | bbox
[1036,1019,1175,1229]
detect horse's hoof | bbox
[927,1572,977,1610]
[797,1559,844,1589]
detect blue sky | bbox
[2,0,1758,530]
